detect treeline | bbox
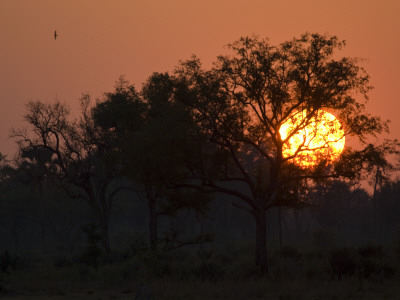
[0,33,398,274]
[1,153,400,254]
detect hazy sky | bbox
[1,0,399,157]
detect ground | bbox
[2,244,400,299]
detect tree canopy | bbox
[173,33,393,272]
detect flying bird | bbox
[54,30,59,40]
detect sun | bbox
[279,110,345,167]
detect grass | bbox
[2,243,400,299]
[2,278,399,300]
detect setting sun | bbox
[279,110,345,167]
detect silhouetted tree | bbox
[0,154,22,251]
[15,148,56,248]
[92,75,211,250]
[374,181,400,236]
[310,180,369,231]
[174,33,393,273]
[12,98,125,255]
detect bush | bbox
[129,232,149,257]
[0,250,19,275]
[358,244,384,259]
[357,244,396,281]
[277,246,302,261]
[328,248,357,279]
[382,263,397,280]
[80,223,103,269]
[358,258,380,280]
[192,262,224,282]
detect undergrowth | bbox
[1,242,400,299]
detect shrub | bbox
[80,223,103,269]
[328,248,357,279]
[192,262,224,282]
[358,258,380,280]
[357,244,396,281]
[382,263,397,280]
[358,244,384,259]
[129,232,149,257]
[0,250,19,275]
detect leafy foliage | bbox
[173,33,395,272]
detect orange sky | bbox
[1,0,399,158]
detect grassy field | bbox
[2,278,400,300]
[2,244,400,299]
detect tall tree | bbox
[93,75,210,250]
[174,33,393,273]
[12,97,125,255]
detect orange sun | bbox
[279,110,345,167]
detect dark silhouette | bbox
[11,98,128,255]
[174,33,393,273]
[92,75,212,250]
[54,30,58,40]
[2,32,400,297]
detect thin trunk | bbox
[293,209,302,237]
[38,181,47,251]
[85,183,112,255]
[254,209,268,274]
[100,214,111,256]
[11,218,19,254]
[148,194,158,250]
[372,165,381,232]
[98,191,112,256]
[278,206,283,248]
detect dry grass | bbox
[2,278,400,300]
[2,244,400,299]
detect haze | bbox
[1,0,399,157]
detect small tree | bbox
[174,33,393,273]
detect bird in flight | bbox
[54,30,59,40]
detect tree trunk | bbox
[254,209,268,274]
[86,185,112,256]
[372,165,381,233]
[278,206,283,248]
[100,213,111,256]
[148,194,158,250]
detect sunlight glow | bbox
[279,110,345,167]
